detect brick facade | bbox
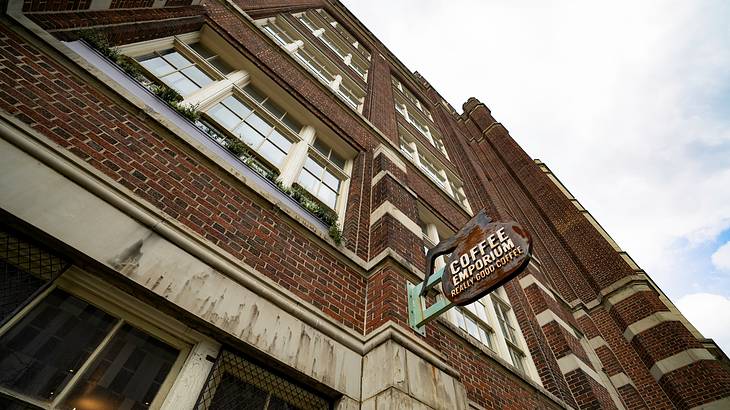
[2,0,729,408]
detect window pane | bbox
[268,129,292,153]
[242,84,266,104]
[465,317,479,339]
[259,141,287,166]
[234,123,264,148]
[454,310,465,330]
[139,56,174,77]
[313,139,329,156]
[318,186,337,209]
[208,104,241,130]
[163,72,199,96]
[190,43,214,59]
[181,66,213,88]
[0,289,117,401]
[262,99,285,120]
[245,113,273,137]
[303,157,324,177]
[322,170,340,191]
[297,169,319,193]
[478,326,491,347]
[162,51,191,69]
[281,114,302,134]
[222,96,253,119]
[475,302,488,322]
[59,324,179,410]
[209,57,233,75]
[329,152,346,169]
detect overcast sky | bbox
[341,0,730,352]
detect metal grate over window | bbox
[0,227,69,325]
[194,350,331,410]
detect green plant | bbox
[150,84,183,105]
[78,29,118,60]
[171,102,201,122]
[115,54,145,81]
[328,224,343,245]
[226,138,249,157]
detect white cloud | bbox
[712,242,730,271]
[677,293,730,353]
[342,0,730,301]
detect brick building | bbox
[0,0,728,408]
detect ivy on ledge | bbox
[78,30,344,245]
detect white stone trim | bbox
[370,201,423,238]
[609,372,634,388]
[691,396,730,410]
[588,336,607,350]
[373,143,407,173]
[623,311,681,341]
[519,274,556,301]
[605,283,651,310]
[556,354,602,384]
[371,170,418,199]
[649,348,714,381]
[536,310,578,338]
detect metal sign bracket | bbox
[407,266,454,335]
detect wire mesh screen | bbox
[0,227,69,323]
[194,350,331,410]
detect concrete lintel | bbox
[556,354,602,384]
[605,283,651,311]
[649,348,714,381]
[371,170,418,199]
[609,372,634,389]
[373,144,407,173]
[519,273,556,301]
[623,311,680,341]
[588,336,607,350]
[370,201,422,238]
[536,310,577,339]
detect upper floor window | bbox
[257,15,366,112]
[399,128,471,212]
[391,77,448,158]
[123,31,353,223]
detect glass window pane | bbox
[190,42,215,59]
[454,310,465,330]
[329,152,346,169]
[268,129,292,152]
[297,169,319,193]
[208,104,241,130]
[161,51,191,69]
[304,157,324,176]
[139,56,174,77]
[222,96,252,119]
[162,72,199,96]
[209,57,233,75]
[262,99,285,120]
[0,289,117,401]
[281,114,302,134]
[318,186,337,209]
[234,123,264,147]
[259,141,287,166]
[465,317,479,339]
[242,84,266,104]
[322,170,339,191]
[181,66,213,88]
[475,303,488,322]
[313,139,329,156]
[245,113,273,137]
[479,326,491,347]
[59,324,179,410]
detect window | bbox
[449,300,494,349]
[297,140,347,209]
[492,292,529,374]
[257,15,366,112]
[0,287,181,409]
[391,77,449,157]
[399,128,471,212]
[123,32,353,222]
[137,42,232,97]
[296,9,370,81]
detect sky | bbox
[341,0,730,352]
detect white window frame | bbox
[256,16,366,113]
[0,266,219,410]
[118,31,353,227]
[399,127,472,213]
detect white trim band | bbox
[370,201,423,238]
[536,310,578,339]
[373,144,407,173]
[623,311,680,341]
[649,348,714,381]
[609,372,634,389]
[519,274,556,301]
[556,354,602,384]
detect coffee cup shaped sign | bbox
[422,210,532,306]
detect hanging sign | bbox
[423,210,532,306]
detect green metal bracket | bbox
[407,266,454,335]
